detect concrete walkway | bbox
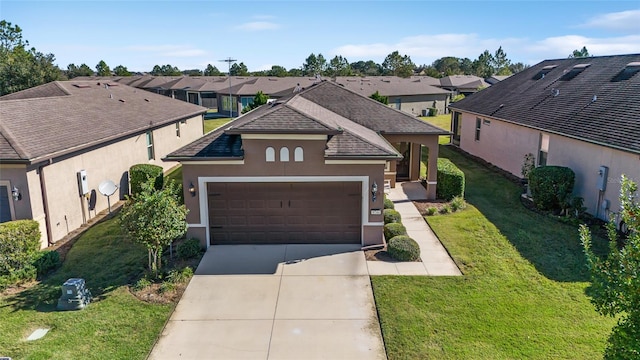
[149,244,386,360]
[366,182,462,276]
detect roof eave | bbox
[162,156,244,162]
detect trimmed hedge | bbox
[387,235,421,261]
[129,164,164,196]
[436,158,465,201]
[384,197,395,210]
[33,250,61,277]
[0,220,41,289]
[384,222,407,241]
[528,166,575,211]
[383,209,402,224]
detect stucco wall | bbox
[0,165,32,221]
[388,94,450,116]
[181,137,386,246]
[458,111,640,219]
[20,115,203,247]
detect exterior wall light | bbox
[12,186,21,201]
[188,182,196,197]
[371,181,378,202]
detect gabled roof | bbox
[334,76,450,97]
[167,81,450,161]
[449,54,640,154]
[439,75,485,88]
[0,80,207,163]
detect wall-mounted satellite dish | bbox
[98,180,118,213]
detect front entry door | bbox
[395,142,411,180]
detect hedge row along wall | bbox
[129,164,164,196]
[436,158,465,201]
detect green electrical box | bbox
[57,278,92,311]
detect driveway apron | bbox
[148,244,387,360]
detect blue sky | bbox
[2,0,639,73]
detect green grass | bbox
[0,215,171,359]
[372,145,613,360]
[420,114,452,178]
[204,118,233,134]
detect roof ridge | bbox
[0,126,29,159]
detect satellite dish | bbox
[98,180,117,196]
[98,180,118,213]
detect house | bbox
[449,54,640,223]
[485,75,511,85]
[439,75,490,96]
[0,80,206,247]
[334,76,452,116]
[164,81,448,247]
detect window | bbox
[280,147,289,162]
[146,131,155,160]
[0,181,15,223]
[394,98,401,110]
[475,118,481,141]
[538,133,549,166]
[175,122,181,138]
[294,147,304,162]
[265,147,275,162]
[452,111,462,145]
[240,97,254,111]
[385,161,391,172]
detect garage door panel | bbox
[209,182,362,245]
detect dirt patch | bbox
[412,199,450,216]
[130,282,188,304]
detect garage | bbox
[207,182,362,244]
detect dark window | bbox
[611,63,640,82]
[175,123,181,138]
[146,131,155,160]
[475,118,481,141]
[559,64,590,81]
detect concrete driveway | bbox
[148,244,386,360]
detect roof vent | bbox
[109,93,113,99]
[73,84,91,88]
[611,62,640,82]
[552,88,560,97]
[591,95,597,103]
[119,99,125,103]
[532,65,557,80]
[145,98,150,102]
[559,64,590,81]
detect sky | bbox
[1,0,639,73]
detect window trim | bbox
[475,118,481,141]
[146,131,155,160]
[0,181,16,223]
[265,147,275,162]
[294,147,303,162]
[175,122,181,138]
[280,147,290,162]
[538,133,549,166]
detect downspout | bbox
[38,160,54,246]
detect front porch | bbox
[383,134,440,200]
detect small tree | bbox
[581,175,640,359]
[120,180,187,276]
[369,91,388,105]
[241,91,269,113]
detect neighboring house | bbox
[0,80,206,247]
[334,76,452,116]
[439,75,490,96]
[485,75,511,85]
[164,81,448,247]
[449,54,640,223]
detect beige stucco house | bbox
[165,81,448,247]
[449,54,640,226]
[0,80,206,247]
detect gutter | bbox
[37,159,54,246]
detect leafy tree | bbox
[472,50,495,78]
[95,60,111,76]
[327,55,351,77]
[113,65,131,76]
[120,179,187,276]
[0,20,61,95]
[569,46,590,58]
[302,53,327,76]
[509,62,529,74]
[382,50,415,78]
[67,63,93,78]
[287,67,303,76]
[459,57,474,75]
[182,69,203,76]
[581,175,640,359]
[229,62,249,76]
[151,64,181,76]
[267,65,287,77]
[433,56,462,76]
[492,46,512,76]
[351,60,382,76]
[204,64,221,76]
[369,91,388,104]
[241,90,269,113]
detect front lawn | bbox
[0,215,172,359]
[372,145,613,359]
[203,118,233,133]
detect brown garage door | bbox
[207,182,361,244]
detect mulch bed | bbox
[412,199,450,216]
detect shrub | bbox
[0,220,41,281]
[426,207,438,216]
[383,197,395,210]
[384,222,407,241]
[177,238,202,259]
[129,164,163,196]
[387,235,421,261]
[439,204,452,214]
[383,209,402,224]
[436,158,465,201]
[451,94,465,102]
[428,107,438,116]
[528,166,575,211]
[33,250,60,277]
[133,277,152,291]
[166,266,194,284]
[450,196,467,212]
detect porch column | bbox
[425,138,439,200]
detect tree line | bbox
[1,19,591,96]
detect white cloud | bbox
[526,34,640,58]
[580,10,640,32]
[234,21,281,31]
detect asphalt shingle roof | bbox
[0,81,207,162]
[449,54,640,154]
